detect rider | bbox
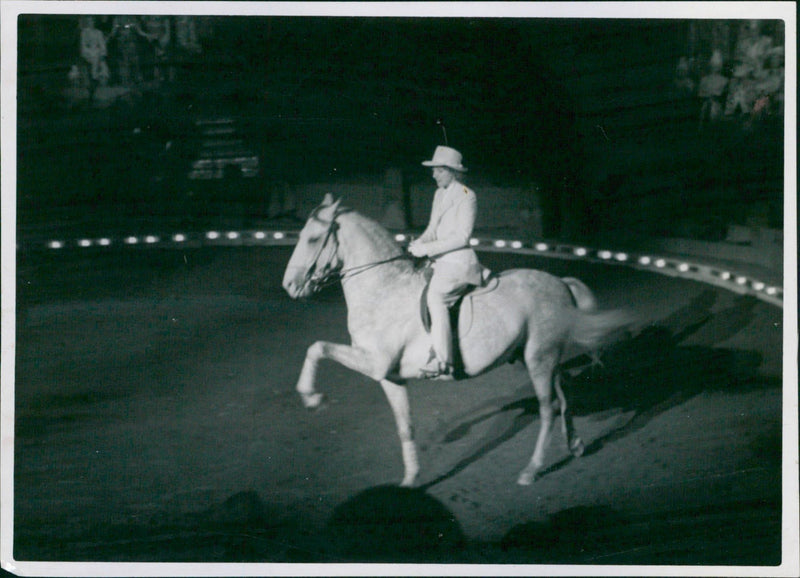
[409,146,484,378]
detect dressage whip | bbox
[437,119,448,145]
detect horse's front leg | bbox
[380,379,419,487]
[295,341,417,486]
[296,340,389,408]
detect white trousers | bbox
[427,271,473,366]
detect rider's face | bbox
[432,167,456,189]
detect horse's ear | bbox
[322,194,342,213]
[318,195,342,220]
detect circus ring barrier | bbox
[25,227,784,308]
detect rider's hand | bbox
[408,240,428,258]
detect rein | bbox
[308,248,410,292]
[302,209,411,293]
[342,254,409,276]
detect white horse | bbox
[283,194,632,486]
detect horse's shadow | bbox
[419,290,778,489]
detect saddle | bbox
[420,267,498,332]
[419,268,499,378]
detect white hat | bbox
[422,146,467,172]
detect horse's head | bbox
[283,193,345,299]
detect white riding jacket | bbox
[417,179,483,286]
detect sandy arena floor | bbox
[11,246,784,566]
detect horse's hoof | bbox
[517,470,536,486]
[399,469,419,487]
[302,392,325,410]
[570,438,585,457]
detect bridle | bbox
[300,210,343,295]
[300,208,408,294]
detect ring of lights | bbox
[25,228,783,307]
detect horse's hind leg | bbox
[517,346,561,486]
[554,373,585,457]
[379,379,419,487]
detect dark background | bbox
[16,15,784,241]
[8,12,789,567]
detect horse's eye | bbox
[307,235,321,244]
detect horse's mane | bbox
[337,206,418,276]
[338,208,398,249]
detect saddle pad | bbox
[419,272,499,334]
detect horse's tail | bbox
[562,277,598,311]
[568,307,637,350]
[562,277,636,349]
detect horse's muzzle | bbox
[283,267,311,299]
[284,280,312,299]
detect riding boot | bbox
[420,299,454,378]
